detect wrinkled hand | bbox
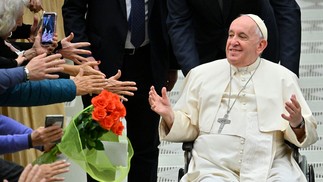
[31,125,63,147]
[77,61,105,76]
[18,164,46,182]
[165,70,178,91]
[86,57,100,70]
[148,86,174,126]
[27,0,43,13]
[281,94,303,127]
[72,68,109,95]
[59,32,92,64]
[33,32,58,55]
[26,53,65,80]
[104,70,137,101]
[39,160,70,182]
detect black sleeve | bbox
[0,57,18,68]
[10,24,32,39]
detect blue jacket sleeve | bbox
[0,67,25,94]
[0,79,76,106]
[0,115,32,155]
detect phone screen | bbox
[45,115,64,143]
[41,12,56,45]
[45,115,64,128]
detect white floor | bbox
[64,0,323,181]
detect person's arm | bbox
[166,0,200,76]
[0,66,26,94]
[0,53,66,93]
[54,33,92,65]
[282,75,318,147]
[62,0,90,45]
[0,79,76,107]
[0,69,110,106]
[0,115,32,155]
[270,0,301,76]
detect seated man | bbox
[149,14,318,181]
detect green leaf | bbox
[95,140,104,150]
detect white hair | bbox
[0,0,27,37]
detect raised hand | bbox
[72,68,109,95]
[281,94,303,127]
[105,70,137,101]
[26,53,65,80]
[148,86,174,127]
[58,32,92,64]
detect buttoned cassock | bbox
[159,58,318,181]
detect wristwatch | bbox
[24,67,30,81]
[291,118,305,129]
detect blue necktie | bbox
[129,0,145,48]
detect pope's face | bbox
[225,16,267,67]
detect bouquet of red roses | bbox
[34,90,133,182]
[77,90,126,150]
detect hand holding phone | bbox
[45,115,64,143]
[41,12,57,45]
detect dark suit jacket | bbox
[167,0,280,75]
[62,0,173,91]
[270,0,301,76]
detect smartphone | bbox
[45,114,64,143]
[41,12,57,45]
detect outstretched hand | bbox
[59,32,92,64]
[281,94,303,128]
[72,68,108,96]
[26,53,65,80]
[148,86,174,127]
[18,164,45,182]
[39,160,70,181]
[104,70,137,101]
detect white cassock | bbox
[159,58,318,182]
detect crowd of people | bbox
[0,0,318,182]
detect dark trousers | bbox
[0,158,24,182]
[86,45,160,182]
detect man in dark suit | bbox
[167,0,301,76]
[62,0,176,181]
[270,0,301,76]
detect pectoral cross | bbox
[217,113,231,134]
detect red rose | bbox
[99,115,116,130]
[91,94,109,108]
[111,121,124,136]
[92,107,107,121]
